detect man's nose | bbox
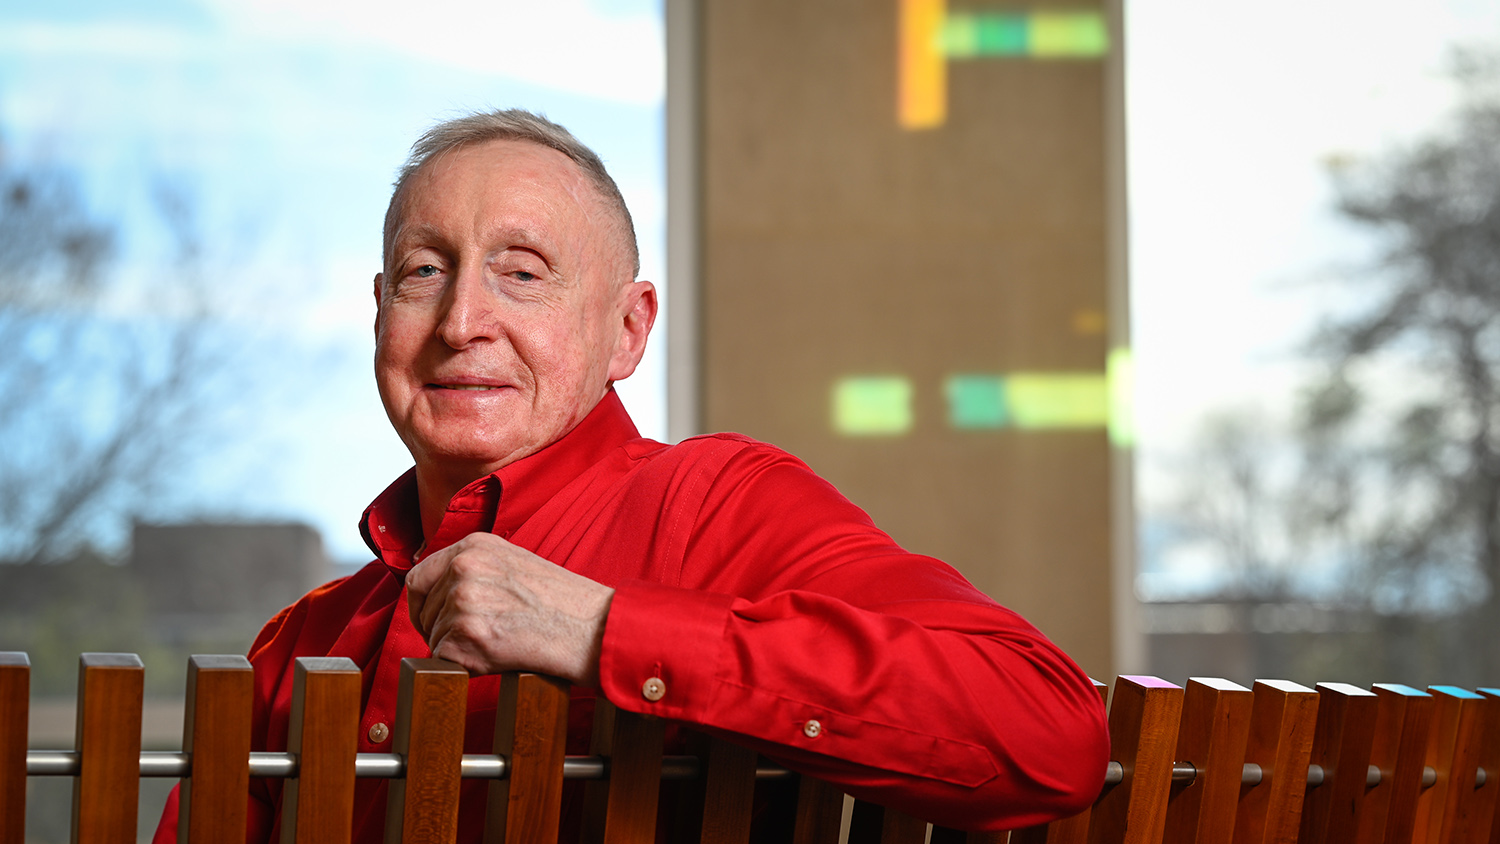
[435,267,501,348]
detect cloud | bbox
[202,0,665,105]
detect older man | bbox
[155,109,1107,842]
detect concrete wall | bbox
[672,0,1135,677]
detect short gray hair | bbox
[382,109,639,278]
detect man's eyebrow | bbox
[392,223,554,255]
[390,223,450,253]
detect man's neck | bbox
[416,474,454,543]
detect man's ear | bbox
[607,280,658,382]
[372,273,384,339]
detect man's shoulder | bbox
[622,430,797,464]
[247,561,394,661]
[607,431,831,509]
[300,560,390,607]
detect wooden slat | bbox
[485,672,570,844]
[0,653,29,844]
[792,776,845,844]
[1163,677,1254,844]
[847,799,927,844]
[1300,682,1379,844]
[1410,686,1494,844]
[1417,686,1495,844]
[1087,675,1184,844]
[699,737,757,844]
[1357,685,1433,844]
[672,732,757,844]
[1233,679,1319,844]
[281,656,361,844]
[582,699,666,844]
[384,658,468,844]
[72,653,144,844]
[1474,689,1500,844]
[179,654,253,844]
[1010,679,1110,844]
[1483,689,1500,844]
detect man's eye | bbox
[515,271,537,282]
[415,265,440,278]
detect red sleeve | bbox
[597,443,1109,831]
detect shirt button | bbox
[368,722,390,744]
[642,677,666,702]
[803,719,823,739]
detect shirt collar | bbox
[361,389,641,576]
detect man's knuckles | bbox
[444,612,497,646]
[446,548,490,576]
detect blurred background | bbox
[1,0,1498,839]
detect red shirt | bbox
[155,391,1107,839]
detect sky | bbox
[1,0,1498,571]
[0,0,666,563]
[1126,0,1500,594]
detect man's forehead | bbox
[415,139,593,202]
[395,142,602,235]
[384,135,634,282]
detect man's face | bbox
[375,139,652,487]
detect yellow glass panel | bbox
[1029,11,1109,58]
[899,0,947,129]
[1007,372,1108,429]
[832,376,914,435]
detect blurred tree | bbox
[1157,52,1500,687]
[0,146,228,567]
[1172,408,1296,601]
[1305,51,1500,682]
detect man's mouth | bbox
[438,385,502,390]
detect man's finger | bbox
[406,554,445,637]
[405,546,446,597]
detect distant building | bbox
[1143,599,1374,685]
[130,521,331,646]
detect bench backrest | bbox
[2,653,1498,843]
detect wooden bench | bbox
[2,652,1498,843]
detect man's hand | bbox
[405,533,614,686]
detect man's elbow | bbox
[1046,719,1111,818]
[977,696,1111,827]
[1030,701,1111,820]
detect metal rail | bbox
[1094,760,1464,789]
[28,751,1480,789]
[24,750,794,781]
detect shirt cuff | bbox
[598,580,733,720]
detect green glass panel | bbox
[974,13,1029,56]
[945,374,1009,429]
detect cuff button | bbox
[803,719,822,739]
[642,677,666,702]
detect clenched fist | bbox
[405,532,614,686]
